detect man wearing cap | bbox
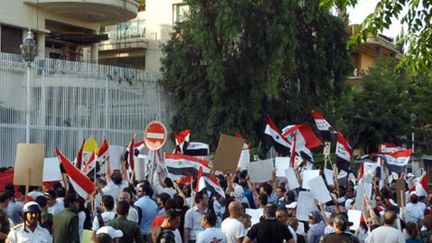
[322,214,359,243]
[52,194,80,243]
[96,226,123,243]
[6,202,52,243]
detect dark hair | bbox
[116,201,130,216]
[410,194,418,204]
[102,195,115,211]
[164,209,180,220]
[172,195,184,209]
[285,191,295,202]
[277,186,286,193]
[264,205,276,219]
[195,190,207,204]
[165,198,179,211]
[333,214,349,231]
[139,184,153,197]
[164,177,174,188]
[0,193,8,203]
[45,189,57,199]
[35,196,47,208]
[157,193,171,206]
[406,221,419,239]
[261,183,273,195]
[257,193,268,205]
[64,193,79,208]
[203,212,217,227]
[94,233,113,243]
[55,187,66,198]
[111,171,123,185]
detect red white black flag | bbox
[260,118,291,157]
[311,110,335,141]
[335,131,352,172]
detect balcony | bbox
[24,0,139,24]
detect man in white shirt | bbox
[405,193,425,223]
[117,192,139,223]
[365,210,405,243]
[184,191,209,242]
[92,195,116,231]
[45,190,64,216]
[197,212,227,243]
[221,200,247,243]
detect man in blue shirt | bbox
[134,183,158,241]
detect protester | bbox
[92,195,116,231]
[6,202,52,243]
[322,214,359,243]
[405,221,422,243]
[365,210,405,243]
[152,209,181,243]
[405,193,425,224]
[106,201,143,243]
[117,191,139,223]
[306,210,325,243]
[184,190,208,243]
[96,226,123,243]
[52,194,80,243]
[221,201,246,243]
[197,212,227,243]
[135,183,158,241]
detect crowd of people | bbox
[1,154,432,243]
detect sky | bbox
[347,0,403,38]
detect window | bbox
[172,3,190,24]
[1,25,22,54]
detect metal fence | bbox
[0,52,175,167]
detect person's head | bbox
[255,193,268,207]
[0,193,9,209]
[96,226,123,243]
[162,209,181,230]
[117,192,131,203]
[285,191,296,203]
[423,215,432,230]
[195,190,209,208]
[64,193,81,211]
[239,214,252,229]
[102,195,115,212]
[333,214,350,233]
[285,201,297,217]
[276,186,286,199]
[260,183,273,196]
[55,187,66,198]
[263,205,277,220]
[179,183,191,197]
[383,210,397,226]
[405,221,419,239]
[200,212,217,229]
[116,200,130,217]
[163,177,174,188]
[23,202,41,227]
[308,210,322,225]
[35,195,48,209]
[409,193,419,204]
[228,200,243,218]
[157,193,171,208]
[92,233,113,243]
[44,189,57,207]
[138,184,153,197]
[111,170,123,185]
[276,207,288,224]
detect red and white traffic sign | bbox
[144,121,167,150]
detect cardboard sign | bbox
[396,178,406,207]
[213,134,245,173]
[43,157,62,182]
[275,157,290,177]
[14,144,44,186]
[247,159,273,183]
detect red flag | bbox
[82,152,96,175]
[178,176,193,185]
[97,138,109,159]
[196,166,204,192]
[174,130,191,153]
[282,124,322,149]
[55,148,95,199]
[75,139,85,169]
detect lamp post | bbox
[20,29,37,143]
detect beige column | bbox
[91,43,99,63]
[37,32,45,58]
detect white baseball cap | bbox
[96,226,123,238]
[286,202,297,209]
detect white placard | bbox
[275,157,290,177]
[245,208,263,226]
[43,157,62,182]
[237,144,250,170]
[134,154,151,181]
[308,176,332,204]
[285,167,300,190]
[108,145,124,170]
[348,209,362,231]
[354,182,372,210]
[247,159,273,183]
[301,170,320,189]
[323,142,331,156]
[324,168,334,186]
[296,191,315,221]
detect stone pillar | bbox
[37,32,45,58]
[91,43,99,63]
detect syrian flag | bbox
[335,131,352,172]
[311,110,335,141]
[378,143,405,154]
[178,176,194,184]
[74,139,85,170]
[196,167,225,200]
[164,153,211,180]
[82,152,97,176]
[381,149,412,174]
[260,118,291,157]
[184,142,209,156]
[97,138,109,164]
[174,130,191,153]
[282,124,322,149]
[55,148,95,199]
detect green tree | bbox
[161,0,351,147]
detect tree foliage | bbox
[160,0,351,147]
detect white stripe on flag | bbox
[147,132,165,139]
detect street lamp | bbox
[20,29,37,143]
